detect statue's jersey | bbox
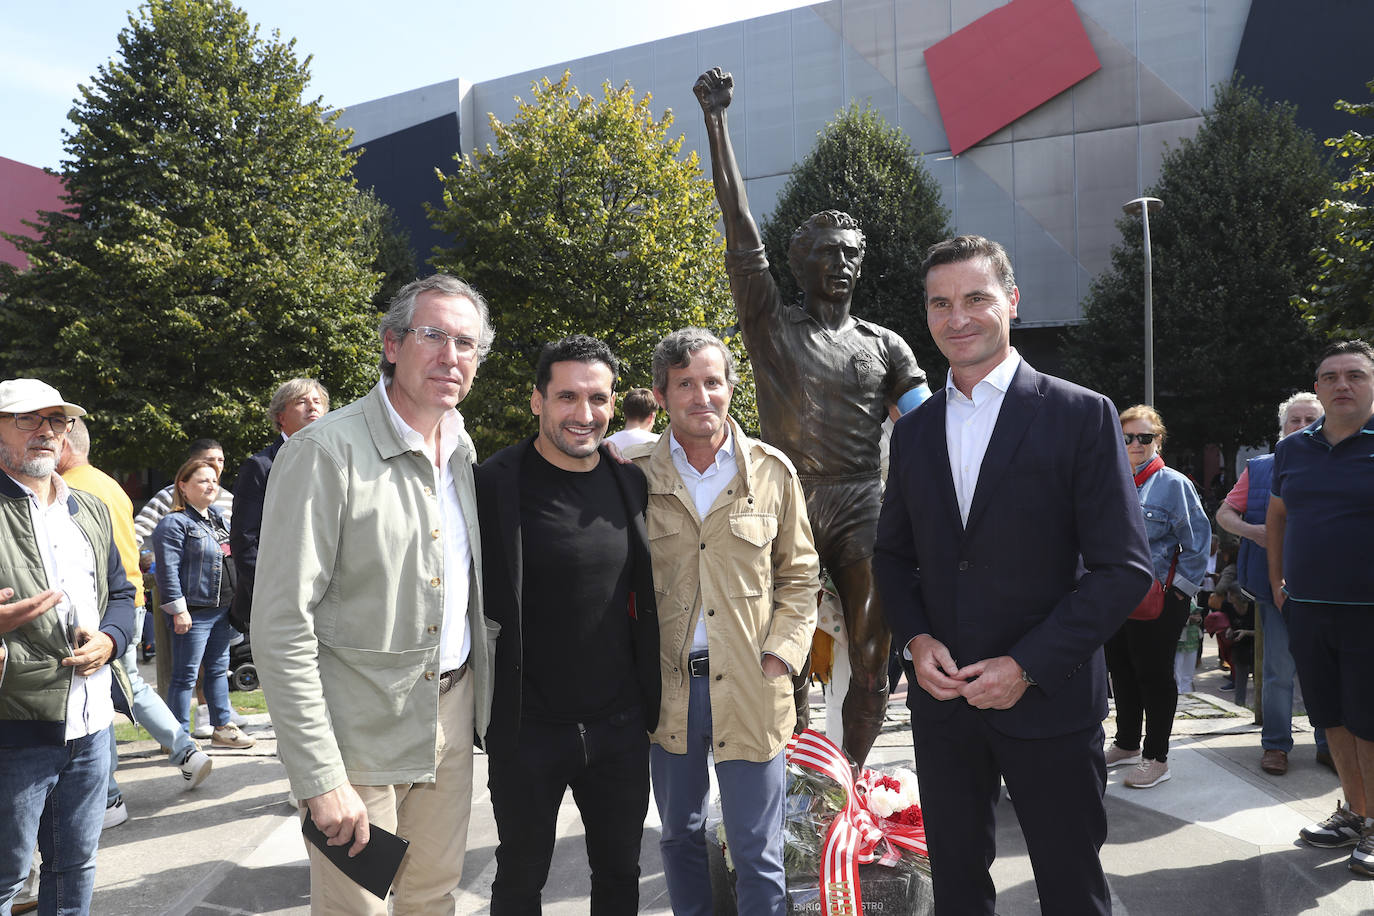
[725,246,925,479]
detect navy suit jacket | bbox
[228,437,283,632]
[875,360,1152,739]
[474,437,661,757]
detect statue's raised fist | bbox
[694,67,734,114]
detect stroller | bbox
[228,630,258,691]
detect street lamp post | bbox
[1122,196,1163,406]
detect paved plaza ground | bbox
[85,643,1373,915]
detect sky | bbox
[1,0,811,171]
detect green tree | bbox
[1064,79,1330,470]
[0,0,380,474]
[354,188,415,311]
[760,103,952,377]
[1301,79,1374,340]
[430,72,752,456]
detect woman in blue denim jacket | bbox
[152,458,254,749]
[1103,405,1211,790]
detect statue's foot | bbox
[841,680,891,768]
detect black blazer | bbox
[475,436,661,756]
[227,437,283,632]
[874,360,1152,739]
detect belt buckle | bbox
[689,654,709,678]
[438,662,468,695]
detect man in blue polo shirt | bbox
[1267,339,1374,877]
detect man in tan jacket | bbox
[625,327,818,916]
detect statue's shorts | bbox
[799,473,882,571]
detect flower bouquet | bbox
[708,729,933,915]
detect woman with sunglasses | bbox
[1104,405,1210,788]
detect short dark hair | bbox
[188,438,222,457]
[1316,339,1374,374]
[920,235,1016,298]
[788,210,866,282]
[534,335,620,395]
[652,328,739,394]
[621,388,657,423]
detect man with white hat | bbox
[0,378,136,915]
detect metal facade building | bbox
[337,0,1361,333]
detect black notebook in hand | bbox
[301,809,409,901]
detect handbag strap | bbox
[1164,546,1180,589]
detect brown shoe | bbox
[1261,749,1289,775]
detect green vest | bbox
[0,487,131,743]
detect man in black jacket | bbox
[475,336,659,915]
[228,378,328,632]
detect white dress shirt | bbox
[945,349,1022,526]
[378,378,471,671]
[668,428,737,652]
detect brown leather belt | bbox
[438,662,469,696]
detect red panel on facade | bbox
[0,156,67,271]
[925,0,1101,156]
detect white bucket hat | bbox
[0,379,87,418]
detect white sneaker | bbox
[193,704,213,739]
[229,708,248,727]
[102,798,129,830]
[176,746,213,788]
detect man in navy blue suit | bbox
[874,236,1152,915]
[228,377,328,632]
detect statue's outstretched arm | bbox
[694,68,763,253]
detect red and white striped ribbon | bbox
[785,729,928,916]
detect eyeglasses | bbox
[403,327,478,356]
[1,413,76,433]
[1122,433,1157,445]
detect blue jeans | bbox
[651,674,787,916]
[108,607,197,805]
[166,605,234,733]
[0,728,110,916]
[1258,600,1327,754]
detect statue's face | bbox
[799,227,863,304]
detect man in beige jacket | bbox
[625,327,818,916]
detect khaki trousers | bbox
[307,671,475,915]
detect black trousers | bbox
[912,702,1110,916]
[488,707,649,915]
[1104,589,1190,761]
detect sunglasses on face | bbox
[1122,433,1157,445]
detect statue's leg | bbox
[834,557,891,768]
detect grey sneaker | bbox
[193,704,213,740]
[1301,801,1367,848]
[176,746,213,788]
[1351,827,1374,877]
[1124,758,1171,789]
[1105,744,1142,768]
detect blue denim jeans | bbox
[1258,600,1328,754]
[650,674,787,916]
[108,607,197,805]
[166,605,234,733]
[0,728,110,916]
